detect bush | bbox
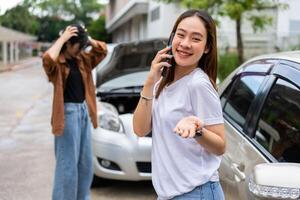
[218,52,239,81]
[32,48,38,56]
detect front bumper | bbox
[92,126,152,181]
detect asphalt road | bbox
[0,58,156,200]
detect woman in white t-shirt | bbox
[133,9,226,200]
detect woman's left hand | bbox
[173,116,202,138]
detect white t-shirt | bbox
[151,68,224,200]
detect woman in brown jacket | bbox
[42,24,107,200]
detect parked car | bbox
[92,39,166,182]
[218,51,300,200]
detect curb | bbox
[0,57,41,73]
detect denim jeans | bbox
[52,102,93,200]
[171,181,225,200]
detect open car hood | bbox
[96,38,167,88]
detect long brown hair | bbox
[155,9,217,98]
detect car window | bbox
[221,75,265,128]
[242,62,273,73]
[254,79,300,163]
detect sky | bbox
[0,0,23,14]
[0,0,108,15]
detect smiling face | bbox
[172,16,208,69]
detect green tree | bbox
[87,15,111,42]
[37,16,70,42]
[22,0,109,42]
[0,5,40,35]
[23,0,103,26]
[160,0,287,64]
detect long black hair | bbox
[155,9,217,98]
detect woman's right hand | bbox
[146,46,173,84]
[60,26,78,43]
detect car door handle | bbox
[231,163,246,182]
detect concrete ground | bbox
[0,58,156,200]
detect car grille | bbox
[136,162,151,173]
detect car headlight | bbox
[96,101,124,133]
[99,112,124,133]
[99,101,118,115]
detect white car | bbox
[92,39,166,182]
[218,51,300,199]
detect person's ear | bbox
[204,44,210,54]
[204,47,209,54]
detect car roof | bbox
[245,51,300,66]
[218,50,300,94]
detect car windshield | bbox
[99,71,149,91]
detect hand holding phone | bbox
[161,32,175,77]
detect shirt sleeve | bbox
[188,76,223,126]
[42,53,57,82]
[81,40,107,71]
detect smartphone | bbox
[161,32,175,77]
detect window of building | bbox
[150,7,160,22]
[289,20,300,35]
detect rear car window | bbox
[254,78,300,163]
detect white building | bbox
[105,0,185,43]
[0,26,36,68]
[105,0,300,56]
[276,0,300,50]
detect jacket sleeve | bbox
[42,53,57,82]
[82,40,107,71]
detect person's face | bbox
[172,16,209,69]
[66,42,81,58]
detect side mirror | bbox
[248,163,300,199]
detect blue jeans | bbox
[52,102,93,200]
[171,181,225,200]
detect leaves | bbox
[158,0,287,63]
[248,15,273,32]
[1,0,109,42]
[0,5,40,35]
[87,15,111,42]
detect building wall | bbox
[217,8,278,58]
[106,0,300,53]
[107,0,131,21]
[277,0,300,50]
[106,0,148,42]
[147,2,185,39]
[111,13,147,43]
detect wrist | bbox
[58,37,68,44]
[144,78,156,88]
[195,126,204,139]
[140,91,153,101]
[88,37,97,46]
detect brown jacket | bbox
[42,41,107,135]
